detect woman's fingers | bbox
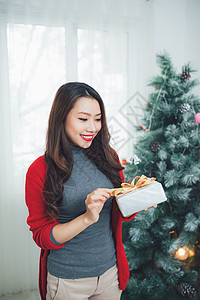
[84,188,113,224]
[92,188,112,198]
[87,202,101,210]
[86,188,112,204]
[89,194,108,202]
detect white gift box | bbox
[115,181,167,217]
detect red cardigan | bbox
[25,155,137,300]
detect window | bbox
[7,23,66,170]
[7,22,130,171]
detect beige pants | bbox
[46,264,122,300]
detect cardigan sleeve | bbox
[25,156,65,250]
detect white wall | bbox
[136,0,200,97]
[125,0,200,159]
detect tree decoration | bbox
[177,283,197,298]
[175,246,189,260]
[140,125,148,131]
[151,141,160,152]
[179,103,191,113]
[122,159,128,166]
[194,112,200,124]
[175,246,195,260]
[181,67,191,81]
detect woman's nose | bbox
[86,120,96,132]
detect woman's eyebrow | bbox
[77,112,102,116]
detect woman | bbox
[25,82,138,300]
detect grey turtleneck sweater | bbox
[47,145,116,279]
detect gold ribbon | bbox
[110,175,156,197]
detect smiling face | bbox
[65,97,102,148]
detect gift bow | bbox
[110,175,156,197]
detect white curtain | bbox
[1,0,200,296]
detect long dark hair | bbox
[44,82,124,218]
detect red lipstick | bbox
[80,134,94,141]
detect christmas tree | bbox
[122,53,200,300]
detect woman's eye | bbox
[78,118,101,122]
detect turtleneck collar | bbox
[70,144,84,153]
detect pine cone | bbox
[181,70,191,81]
[177,282,197,298]
[179,103,191,113]
[181,71,188,80]
[151,142,160,152]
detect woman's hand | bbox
[84,188,113,225]
[51,188,112,244]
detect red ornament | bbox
[140,125,148,131]
[122,159,128,166]
[194,113,200,124]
